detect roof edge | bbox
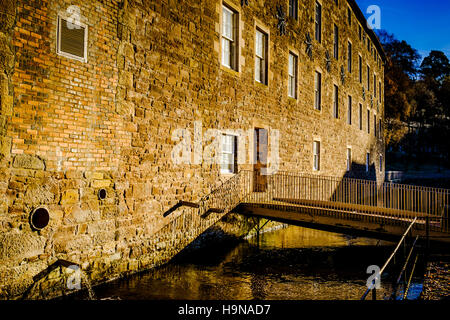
[346,0,387,63]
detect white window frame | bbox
[56,14,88,63]
[346,147,352,172]
[220,133,238,175]
[255,28,268,85]
[313,140,321,171]
[288,52,298,99]
[314,71,322,110]
[221,5,238,71]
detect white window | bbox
[313,141,321,171]
[347,148,352,172]
[314,71,322,110]
[222,5,238,71]
[288,52,298,99]
[366,153,370,172]
[255,28,268,85]
[57,15,88,63]
[221,134,237,174]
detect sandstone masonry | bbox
[0,0,385,299]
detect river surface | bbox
[72,225,424,300]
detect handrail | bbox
[361,218,417,300]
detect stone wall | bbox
[0,0,385,299]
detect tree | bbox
[376,30,420,145]
[377,30,421,78]
[420,50,450,83]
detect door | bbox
[253,128,268,192]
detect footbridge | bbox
[162,170,450,246]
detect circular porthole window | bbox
[30,207,50,231]
[98,189,107,200]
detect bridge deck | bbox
[234,194,450,243]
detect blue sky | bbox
[356,0,450,60]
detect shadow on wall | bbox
[343,162,377,181]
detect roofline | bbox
[346,0,387,63]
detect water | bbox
[70,225,424,300]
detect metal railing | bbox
[239,170,450,233]
[361,218,420,300]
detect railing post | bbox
[426,214,430,260]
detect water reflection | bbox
[74,225,423,300]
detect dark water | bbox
[72,226,424,300]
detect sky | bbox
[355,0,450,61]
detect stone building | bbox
[0,0,385,299]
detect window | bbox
[358,25,362,41]
[313,141,321,171]
[373,76,376,96]
[347,41,352,73]
[380,155,383,172]
[333,85,339,119]
[367,65,370,91]
[333,25,339,59]
[289,0,298,20]
[222,5,238,71]
[367,109,370,134]
[366,153,370,172]
[255,28,268,85]
[315,1,322,43]
[220,134,237,174]
[314,71,322,110]
[57,15,88,62]
[288,52,298,99]
[379,82,382,101]
[346,148,352,172]
[359,55,362,83]
[379,119,382,138]
[347,7,352,25]
[347,96,352,125]
[374,114,377,137]
[359,104,363,130]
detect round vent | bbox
[98,189,107,200]
[30,207,50,231]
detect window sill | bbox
[220,64,240,77]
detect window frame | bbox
[56,14,88,63]
[255,27,268,85]
[221,4,239,71]
[315,1,322,43]
[347,95,352,125]
[313,140,321,172]
[288,51,298,99]
[333,24,339,60]
[220,133,238,175]
[333,84,339,119]
[289,0,299,20]
[347,40,352,73]
[346,147,352,172]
